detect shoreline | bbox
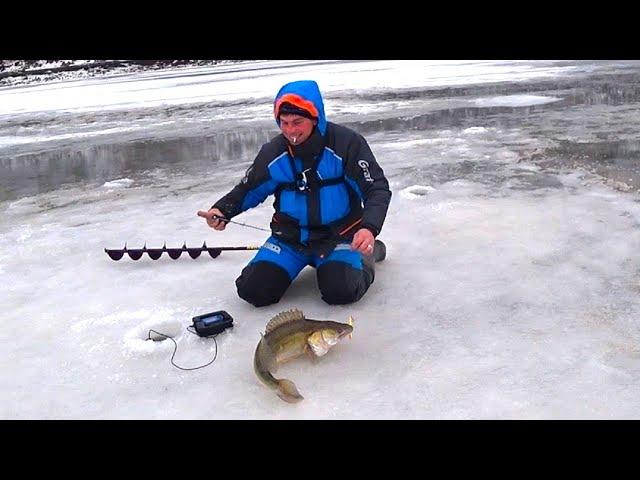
[0,60,242,88]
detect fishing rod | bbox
[105,242,260,261]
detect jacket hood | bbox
[273,80,327,136]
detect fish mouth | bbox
[338,326,354,340]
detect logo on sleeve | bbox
[358,160,374,183]
[241,165,254,184]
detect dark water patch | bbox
[32,192,109,213]
[1,97,269,133]
[0,129,275,202]
[343,72,640,136]
[507,171,564,190]
[547,74,640,109]
[547,139,640,162]
[333,71,640,106]
[534,139,640,193]
[345,105,542,136]
[393,160,566,195]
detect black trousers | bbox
[235,258,375,307]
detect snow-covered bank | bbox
[0,60,244,88]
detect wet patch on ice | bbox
[400,185,437,199]
[506,167,565,191]
[6,188,109,215]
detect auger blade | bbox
[207,248,222,258]
[127,249,144,260]
[165,247,183,259]
[146,248,163,260]
[186,246,203,259]
[105,248,126,261]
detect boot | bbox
[372,239,386,263]
[362,239,386,273]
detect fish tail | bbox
[254,335,303,403]
[276,378,304,403]
[254,350,303,402]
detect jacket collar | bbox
[288,127,325,163]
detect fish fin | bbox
[304,345,320,362]
[276,378,304,403]
[265,308,306,334]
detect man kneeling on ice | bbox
[198,80,391,306]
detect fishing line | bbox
[147,328,218,371]
[213,215,270,232]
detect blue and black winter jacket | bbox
[213,80,392,255]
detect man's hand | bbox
[197,208,227,231]
[351,228,375,255]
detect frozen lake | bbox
[2,60,640,419]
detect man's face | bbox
[279,113,317,145]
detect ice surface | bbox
[2,60,640,419]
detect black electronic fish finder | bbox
[192,310,234,337]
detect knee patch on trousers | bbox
[316,261,373,305]
[235,261,292,307]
